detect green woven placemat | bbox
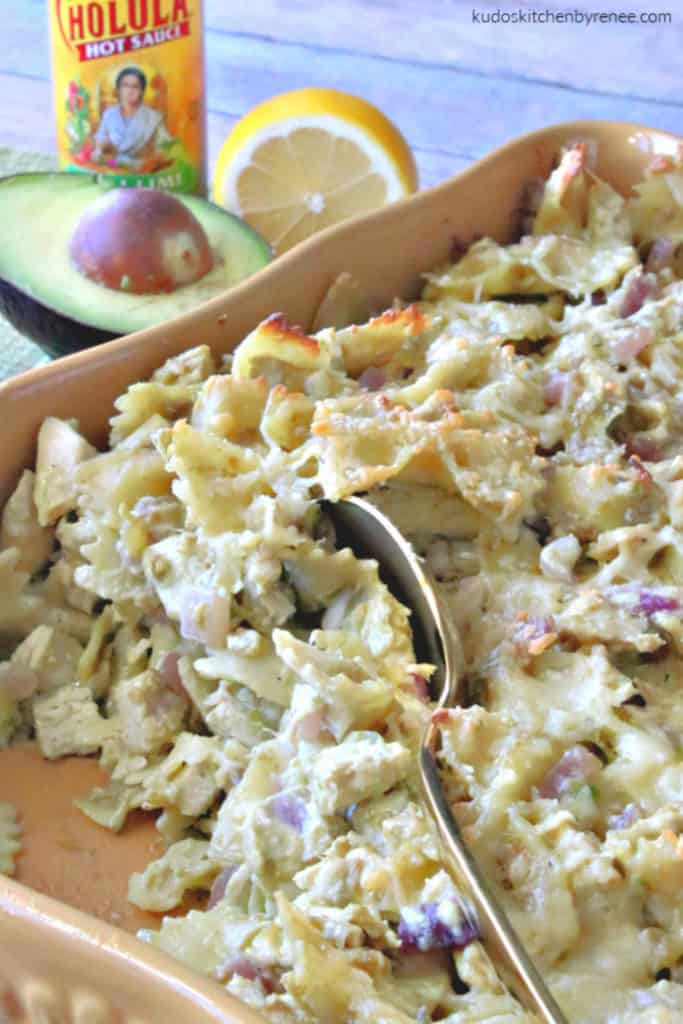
[0,148,58,381]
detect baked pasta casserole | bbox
[3,144,683,1022]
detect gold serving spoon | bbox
[325,496,568,1024]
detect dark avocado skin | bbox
[0,278,115,359]
[0,172,272,359]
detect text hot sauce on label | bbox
[49,0,207,194]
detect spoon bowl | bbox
[324,495,568,1024]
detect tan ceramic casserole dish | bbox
[0,120,681,1023]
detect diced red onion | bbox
[431,708,452,726]
[514,615,557,655]
[625,436,662,462]
[179,588,231,648]
[628,455,653,485]
[230,956,260,982]
[358,366,387,391]
[158,651,185,697]
[0,664,42,701]
[614,326,653,363]
[398,902,478,952]
[607,803,641,830]
[543,373,568,408]
[638,591,679,616]
[207,865,237,909]
[538,744,603,799]
[528,616,556,637]
[295,709,325,741]
[544,372,570,408]
[646,238,675,272]
[272,793,307,831]
[219,956,280,994]
[410,673,430,702]
[620,274,655,318]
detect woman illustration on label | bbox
[92,66,173,168]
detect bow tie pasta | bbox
[4,143,683,1022]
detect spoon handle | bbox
[419,743,568,1024]
[326,497,567,1021]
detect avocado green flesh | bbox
[0,173,272,339]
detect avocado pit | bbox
[0,171,273,356]
[69,187,214,295]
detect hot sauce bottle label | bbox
[49,0,207,195]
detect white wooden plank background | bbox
[0,0,680,190]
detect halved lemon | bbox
[213,88,418,255]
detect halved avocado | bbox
[0,173,272,358]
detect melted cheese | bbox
[5,144,683,1022]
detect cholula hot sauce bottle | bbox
[49,0,207,195]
